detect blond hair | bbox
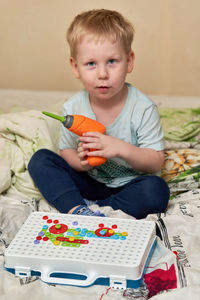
[67,9,135,58]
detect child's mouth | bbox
[97,86,110,93]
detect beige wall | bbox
[0,0,200,96]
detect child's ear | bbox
[127,51,135,73]
[70,57,80,79]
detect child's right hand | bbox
[77,142,93,171]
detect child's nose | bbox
[97,65,108,79]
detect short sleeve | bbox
[58,90,94,150]
[59,103,79,150]
[136,105,164,150]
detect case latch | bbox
[110,275,126,290]
[15,266,31,278]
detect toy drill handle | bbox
[67,115,107,167]
[42,111,107,167]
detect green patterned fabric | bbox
[88,159,142,186]
[159,108,200,144]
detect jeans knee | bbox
[143,176,170,212]
[28,149,52,175]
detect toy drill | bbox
[42,111,107,167]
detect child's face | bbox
[70,36,134,102]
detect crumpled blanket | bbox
[0,110,60,197]
[159,107,200,149]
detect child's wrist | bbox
[117,140,128,158]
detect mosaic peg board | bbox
[4,212,156,288]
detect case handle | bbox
[40,270,96,286]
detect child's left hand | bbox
[79,132,122,159]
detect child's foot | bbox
[72,205,105,217]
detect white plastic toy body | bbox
[4,212,156,290]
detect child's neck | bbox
[89,85,128,126]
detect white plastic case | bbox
[4,212,156,289]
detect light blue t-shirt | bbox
[59,83,164,187]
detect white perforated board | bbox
[4,212,156,289]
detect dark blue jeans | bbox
[28,149,170,219]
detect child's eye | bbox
[87,61,96,67]
[108,59,116,64]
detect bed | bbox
[0,89,200,300]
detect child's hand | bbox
[79,132,164,173]
[79,132,121,159]
[77,142,93,170]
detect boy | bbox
[28,9,170,218]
